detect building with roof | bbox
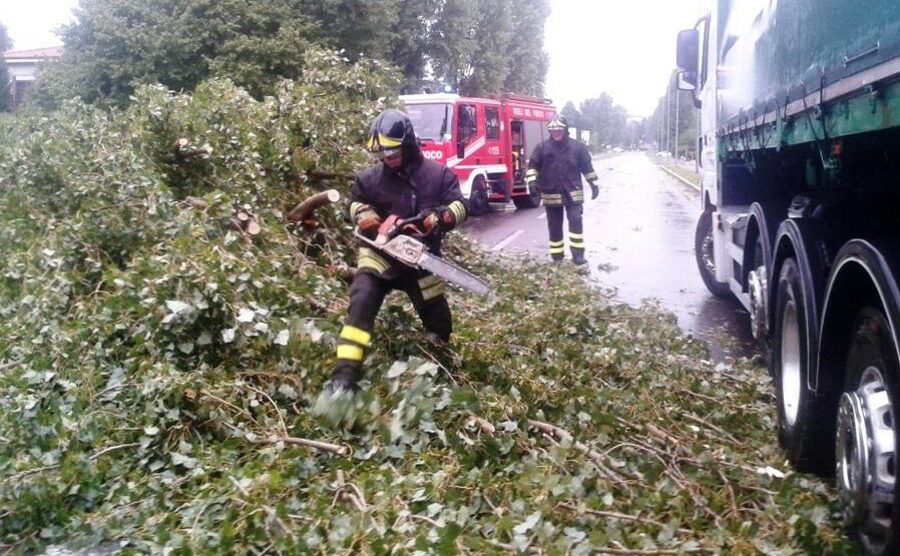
[3,47,63,109]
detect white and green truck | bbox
[677,1,900,552]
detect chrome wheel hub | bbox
[748,266,768,340]
[836,366,895,553]
[701,230,716,276]
[780,299,802,427]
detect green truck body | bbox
[717,0,900,151]
[679,3,900,553]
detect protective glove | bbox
[590,183,600,200]
[355,206,382,239]
[525,171,537,188]
[419,206,455,236]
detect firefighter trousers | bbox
[332,269,451,377]
[545,203,584,261]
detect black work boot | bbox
[551,255,564,264]
[323,362,361,395]
[572,253,588,266]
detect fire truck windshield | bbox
[405,103,452,143]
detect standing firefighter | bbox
[323,109,468,394]
[525,115,600,265]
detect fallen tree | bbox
[0,58,851,554]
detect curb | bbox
[657,164,700,192]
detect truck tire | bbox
[468,175,489,216]
[513,182,541,209]
[836,307,899,556]
[694,210,730,298]
[747,233,769,341]
[773,257,837,474]
[746,203,777,344]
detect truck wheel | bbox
[837,307,899,555]
[747,233,769,341]
[694,210,730,298]
[468,176,489,216]
[513,182,541,209]
[773,257,837,473]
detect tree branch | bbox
[285,189,341,223]
[528,419,640,484]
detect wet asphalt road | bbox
[463,151,758,362]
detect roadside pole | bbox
[675,87,680,161]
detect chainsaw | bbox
[354,214,490,296]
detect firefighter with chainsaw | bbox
[525,115,600,265]
[323,109,469,395]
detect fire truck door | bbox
[511,120,524,183]
[523,119,547,165]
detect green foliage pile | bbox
[0,54,853,554]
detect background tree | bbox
[297,0,437,90]
[389,0,440,91]
[33,0,551,108]
[458,0,514,95]
[579,93,628,150]
[33,0,317,107]
[428,0,477,93]
[429,0,550,97]
[0,23,12,112]
[560,100,582,137]
[502,0,550,97]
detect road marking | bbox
[490,230,524,252]
[537,212,546,220]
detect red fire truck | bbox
[400,93,557,215]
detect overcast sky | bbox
[2,0,703,118]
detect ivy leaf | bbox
[237,308,255,323]
[303,319,325,342]
[387,361,407,379]
[513,511,541,535]
[170,452,198,469]
[274,329,289,346]
[165,300,191,314]
[221,328,236,343]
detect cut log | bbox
[286,189,341,223]
[183,196,209,210]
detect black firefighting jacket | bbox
[349,152,468,276]
[527,137,598,207]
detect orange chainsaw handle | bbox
[378,214,426,240]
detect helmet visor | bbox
[367,146,403,160]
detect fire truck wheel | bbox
[513,182,542,209]
[468,176,489,216]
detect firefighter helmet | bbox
[367,109,418,158]
[547,114,568,131]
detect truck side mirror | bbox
[676,29,699,73]
[677,71,697,91]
